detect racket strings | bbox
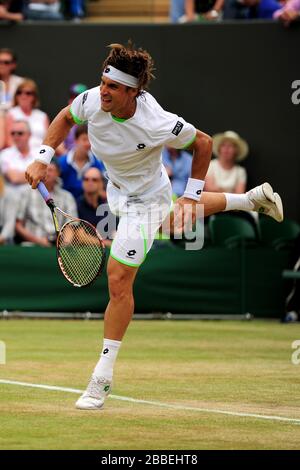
[57,220,104,286]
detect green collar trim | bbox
[111,115,128,123]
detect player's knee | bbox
[108,271,132,301]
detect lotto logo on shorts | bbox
[126,250,137,259]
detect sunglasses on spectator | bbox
[0,60,13,65]
[83,177,100,182]
[16,90,35,96]
[11,131,26,136]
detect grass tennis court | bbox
[0,319,300,450]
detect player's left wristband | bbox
[35,145,55,165]
[183,178,205,201]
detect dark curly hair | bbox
[102,42,155,95]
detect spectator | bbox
[274,0,300,24]
[162,145,192,197]
[180,0,224,22]
[6,78,49,150]
[223,0,259,19]
[170,0,185,22]
[24,0,64,20]
[62,83,88,153]
[0,120,35,193]
[257,0,282,18]
[77,167,115,246]
[58,124,105,200]
[205,130,248,193]
[0,175,17,244]
[0,0,23,21]
[15,160,77,246]
[0,109,5,149]
[0,48,24,111]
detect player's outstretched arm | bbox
[25,106,75,189]
[173,129,212,232]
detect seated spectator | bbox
[162,145,192,197]
[0,48,24,111]
[57,83,88,155]
[205,130,248,193]
[257,0,282,18]
[63,0,85,20]
[77,167,115,246]
[223,0,259,19]
[24,0,64,20]
[15,161,77,247]
[180,0,224,22]
[0,175,17,244]
[58,124,104,200]
[274,0,300,24]
[0,120,35,193]
[0,0,23,21]
[0,109,5,149]
[6,79,49,150]
[170,0,185,22]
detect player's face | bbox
[100,77,137,117]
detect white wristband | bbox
[35,145,55,165]
[183,178,205,201]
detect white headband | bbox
[102,65,138,88]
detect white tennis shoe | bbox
[75,375,112,410]
[247,182,283,222]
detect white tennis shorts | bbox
[107,169,172,267]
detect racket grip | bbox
[37,182,51,203]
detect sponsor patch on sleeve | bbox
[82,92,88,105]
[172,121,184,136]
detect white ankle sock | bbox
[93,338,122,381]
[224,193,254,212]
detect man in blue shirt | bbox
[58,124,104,200]
[162,145,192,197]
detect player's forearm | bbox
[190,130,212,180]
[42,106,74,151]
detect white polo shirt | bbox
[70,87,196,195]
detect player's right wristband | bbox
[35,145,55,165]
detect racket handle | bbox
[37,182,51,203]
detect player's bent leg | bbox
[200,182,283,222]
[76,257,139,410]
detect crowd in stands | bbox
[0,0,299,23]
[0,0,85,22]
[0,47,116,246]
[171,0,300,24]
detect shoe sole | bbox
[75,403,104,410]
[261,182,275,203]
[273,193,284,222]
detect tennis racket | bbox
[37,182,106,288]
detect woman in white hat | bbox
[205,130,248,194]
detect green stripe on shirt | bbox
[182,133,197,149]
[70,107,86,125]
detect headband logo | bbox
[105,67,110,73]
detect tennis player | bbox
[25,43,283,410]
